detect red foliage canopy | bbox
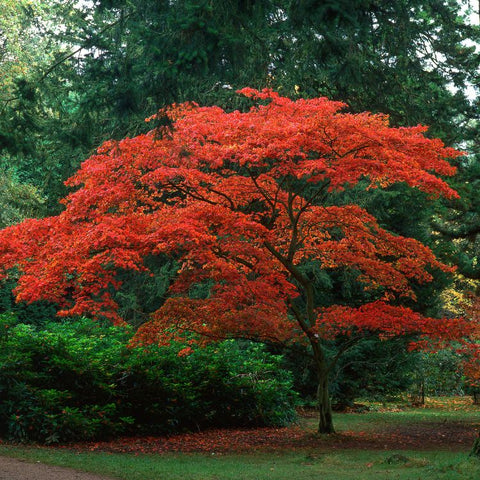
[0,89,469,347]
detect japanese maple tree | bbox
[0,89,470,433]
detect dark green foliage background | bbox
[2,0,479,210]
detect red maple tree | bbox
[0,89,470,433]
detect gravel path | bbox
[0,456,118,480]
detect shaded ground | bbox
[54,419,478,455]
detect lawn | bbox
[1,397,480,480]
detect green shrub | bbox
[123,341,297,433]
[3,386,132,444]
[0,315,296,443]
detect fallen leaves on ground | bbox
[51,420,479,455]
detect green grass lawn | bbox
[320,407,480,432]
[1,448,480,480]
[2,398,480,480]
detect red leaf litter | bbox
[51,418,479,455]
[62,426,307,454]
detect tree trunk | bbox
[317,370,335,433]
[311,337,335,434]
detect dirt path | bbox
[0,456,117,480]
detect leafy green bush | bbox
[123,340,297,433]
[0,315,296,443]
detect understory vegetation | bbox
[0,315,296,443]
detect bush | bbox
[0,315,296,443]
[123,340,297,433]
